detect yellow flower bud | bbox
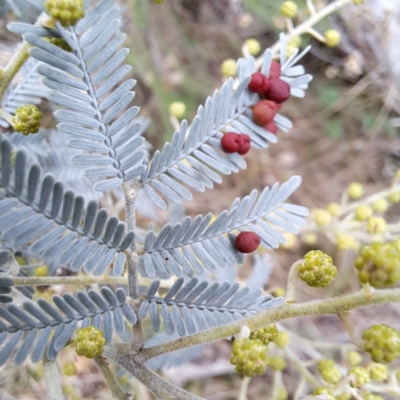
[221,59,237,77]
[303,233,317,245]
[274,332,289,348]
[355,205,373,221]
[327,202,341,217]
[336,233,359,250]
[353,0,365,4]
[281,1,298,18]
[34,265,49,277]
[285,45,297,58]
[272,287,286,297]
[288,36,302,48]
[155,0,164,3]
[395,169,400,179]
[280,232,297,249]
[324,29,341,48]
[245,38,261,56]
[388,192,400,204]
[168,101,186,118]
[313,209,332,226]
[346,350,362,366]
[348,182,363,199]
[367,217,386,234]
[373,198,389,213]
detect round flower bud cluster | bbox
[221,59,237,77]
[298,250,337,288]
[168,101,186,119]
[12,105,42,135]
[281,1,298,18]
[324,29,341,48]
[45,37,72,51]
[74,326,106,358]
[348,366,370,388]
[388,192,400,203]
[346,350,362,366]
[313,387,335,400]
[362,324,400,363]
[336,393,352,400]
[34,265,48,277]
[313,209,332,226]
[373,198,388,213]
[354,241,400,288]
[327,202,341,217]
[250,324,278,345]
[270,356,286,371]
[245,38,261,56]
[274,332,290,348]
[363,394,383,400]
[355,205,373,221]
[367,216,386,234]
[230,337,270,377]
[335,233,359,251]
[318,359,342,384]
[277,388,288,400]
[62,362,77,376]
[348,182,363,199]
[368,363,388,382]
[45,0,85,27]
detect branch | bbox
[285,260,302,304]
[103,348,203,400]
[12,276,128,286]
[238,376,251,400]
[0,42,30,102]
[339,311,364,349]
[94,356,129,400]
[284,347,319,388]
[43,358,65,400]
[137,288,400,363]
[256,0,352,62]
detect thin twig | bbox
[238,376,251,400]
[94,356,129,400]
[256,0,352,62]
[284,347,319,388]
[43,358,65,400]
[137,287,400,363]
[285,260,302,303]
[338,311,364,349]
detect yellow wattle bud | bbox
[372,198,389,213]
[221,59,237,77]
[245,38,261,56]
[281,1,298,18]
[327,202,341,217]
[168,101,186,118]
[348,182,363,199]
[324,29,341,48]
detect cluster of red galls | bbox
[222,62,290,254]
[220,61,290,156]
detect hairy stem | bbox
[339,311,364,349]
[0,42,31,102]
[104,347,203,400]
[284,347,319,388]
[0,108,13,124]
[43,358,64,400]
[123,183,139,299]
[285,260,302,303]
[137,288,400,363]
[238,376,251,400]
[12,275,127,286]
[122,183,144,352]
[94,356,129,400]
